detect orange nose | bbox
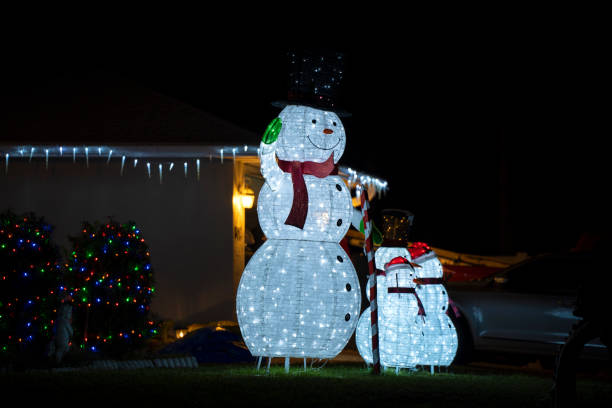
[323,128,334,134]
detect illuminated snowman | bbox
[355,241,414,365]
[356,254,425,369]
[236,104,361,360]
[409,243,458,366]
[356,209,424,369]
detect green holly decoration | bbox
[262,117,282,144]
[360,220,383,246]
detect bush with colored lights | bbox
[0,210,63,363]
[68,220,157,355]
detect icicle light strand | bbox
[0,144,388,191]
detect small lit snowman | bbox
[236,51,361,362]
[409,243,458,366]
[356,209,425,369]
[356,256,425,369]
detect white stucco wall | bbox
[1,158,234,326]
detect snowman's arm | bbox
[259,140,283,191]
[259,117,284,191]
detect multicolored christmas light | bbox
[68,219,157,354]
[0,210,63,359]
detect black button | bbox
[335,184,342,191]
[337,256,343,263]
[337,219,342,226]
[442,290,446,295]
[345,313,350,321]
[346,283,351,291]
[442,306,446,310]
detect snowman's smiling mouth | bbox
[306,134,342,150]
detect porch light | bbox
[240,189,255,209]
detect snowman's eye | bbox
[333,122,337,126]
[312,119,317,124]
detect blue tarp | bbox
[159,326,254,364]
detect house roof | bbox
[1,70,259,145]
[0,71,387,191]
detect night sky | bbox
[4,37,607,256]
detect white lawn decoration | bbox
[236,105,361,369]
[356,254,423,369]
[410,245,458,367]
[356,244,459,371]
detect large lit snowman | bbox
[236,103,361,360]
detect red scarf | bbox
[277,153,337,229]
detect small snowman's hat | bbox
[381,209,415,247]
[271,49,351,117]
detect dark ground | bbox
[3,353,610,408]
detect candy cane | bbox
[358,184,380,375]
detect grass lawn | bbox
[3,363,611,407]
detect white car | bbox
[446,252,608,363]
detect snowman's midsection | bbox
[258,175,353,242]
[415,284,450,316]
[380,295,420,319]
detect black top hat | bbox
[381,209,415,245]
[271,49,351,117]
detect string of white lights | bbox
[1,144,389,191]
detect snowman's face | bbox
[387,267,416,288]
[275,105,346,163]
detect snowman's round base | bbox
[237,239,361,359]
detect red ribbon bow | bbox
[277,153,337,229]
